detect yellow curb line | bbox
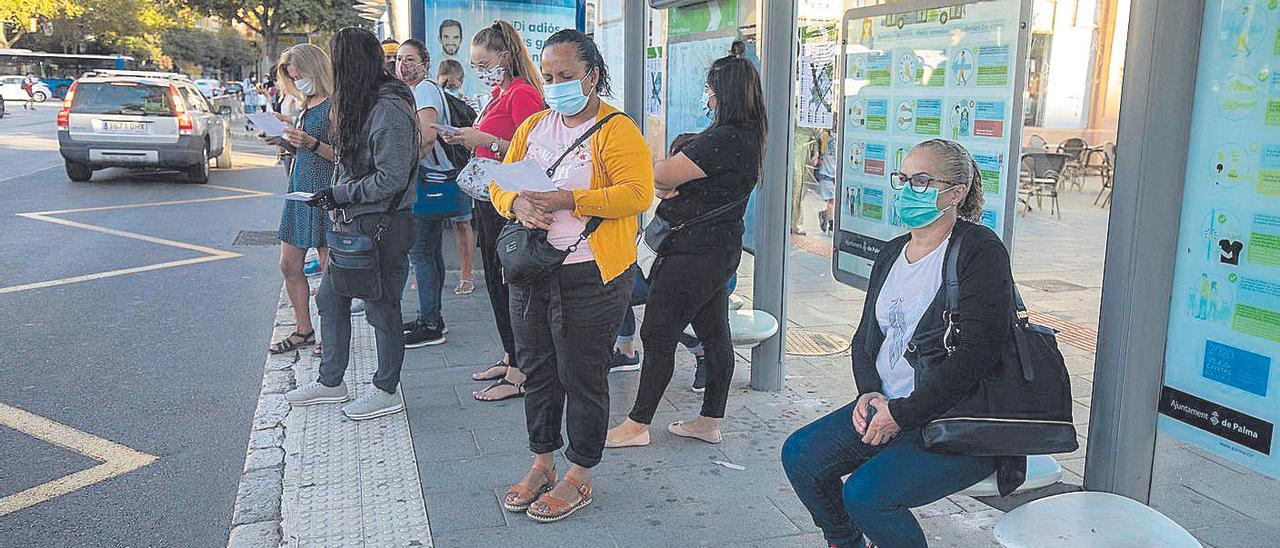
[0,402,159,517]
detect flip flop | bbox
[667,421,722,444]
[454,279,475,295]
[473,379,524,402]
[472,361,509,381]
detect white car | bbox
[58,70,233,183]
[193,79,224,98]
[0,75,53,102]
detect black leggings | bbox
[629,244,740,424]
[473,202,516,363]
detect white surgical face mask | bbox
[295,78,315,96]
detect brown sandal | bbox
[526,476,592,523]
[503,464,556,512]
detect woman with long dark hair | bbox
[283,27,420,421]
[439,20,546,402]
[607,54,767,448]
[489,28,651,524]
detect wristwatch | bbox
[307,137,321,152]
[489,138,502,154]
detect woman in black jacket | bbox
[781,139,1013,548]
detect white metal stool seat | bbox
[994,491,1201,547]
[957,454,1062,497]
[729,293,746,310]
[685,309,779,348]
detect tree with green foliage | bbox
[1,0,80,48]
[186,0,363,66]
[163,26,256,76]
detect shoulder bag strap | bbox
[941,223,969,352]
[543,111,627,244]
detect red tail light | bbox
[169,84,193,135]
[177,112,194,135]
[58,81,77,130]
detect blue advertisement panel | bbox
[1158,0,1280,480]
[834,0,1027,287]
[419,0,581,108]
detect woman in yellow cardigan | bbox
[488,30,653,523]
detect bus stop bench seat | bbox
[994,491,1201,547]
[684,308,779,349]
[957,454,1063,497]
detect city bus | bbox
[0,49,137,99]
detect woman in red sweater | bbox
[441,20,545,402]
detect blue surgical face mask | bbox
[544,77,591,116]
[894,186,958,228]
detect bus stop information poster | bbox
[834,1,1024,286]
[1159,0,1280,480]
[419,0,580,108]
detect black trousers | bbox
[510,262,634,468]
[473,202,517,363]
[629,242,740,424]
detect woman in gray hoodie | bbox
[284,27,421,421]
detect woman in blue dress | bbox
[265,44,338,354]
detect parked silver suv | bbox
[57,70,232,183]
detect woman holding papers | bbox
[266,43,336,355]
[606,54,767,449]
[439,20,546,403]
[488,30,652,523]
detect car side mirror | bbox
[218,105,233,116]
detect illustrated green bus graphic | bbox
[881,6,967,30]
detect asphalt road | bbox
[0,105,291,547]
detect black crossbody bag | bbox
[920,228,1079,457]
[497,112,624,286]
[324,152,410,301]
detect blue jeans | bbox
[781,401,996,548]
[401,215,444,328]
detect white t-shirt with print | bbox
[525,112,595,265]
[874,236,950,399]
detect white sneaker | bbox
[342,387,404,420]
[285,380,350,406]
[350,299,366,316]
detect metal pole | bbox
[1084,0,1203,501]
[750,0,798,391]
[622,0,647,123]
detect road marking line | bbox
[1,183,269,295]
[0,163,62,184]
[0,402,158,517]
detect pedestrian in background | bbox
[435,57,479,295]
[607,54,767,448]
[284,27,419,421]
[265,44,337,356]
[439,19,546,402]
[491,29,652,523]
[781,139,1004,548]
[22,72,39,110]
[394,38,451,348]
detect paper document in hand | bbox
[248,113,289,137]
[482,159,557,193]
[284,192,314,201]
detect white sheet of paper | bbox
[284,191,313,201]
[248,112,289,137]
[481,158,557,193]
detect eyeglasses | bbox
[889,171,963,193]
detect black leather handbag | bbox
[920,229,1079,457]
[323,153,408,301]
[496,112,624,286]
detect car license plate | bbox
[104,121,146,134]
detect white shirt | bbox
[411,79,453,178]
[874,236,950,399]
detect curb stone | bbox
[226,283,296,548]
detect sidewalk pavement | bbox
[227,182,1143,547]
